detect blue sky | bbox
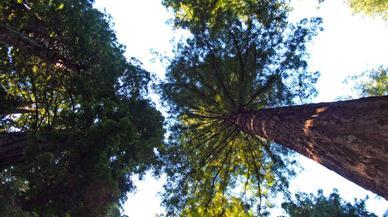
[94,0,388,216]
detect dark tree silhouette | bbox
[0,0,164,216]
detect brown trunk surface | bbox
[231,96,388,200]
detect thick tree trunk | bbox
[0,131,59,167]
[0,24,85,71]
[0,132,29,166]
[0,130,78,168]
[230,96,388,200]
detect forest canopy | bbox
[0,0,386,217]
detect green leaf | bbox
[57,3,64,10]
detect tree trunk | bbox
[0,132,29,166]
[230,96,388,200]
[0,131,60,167]
[0,24,85,71]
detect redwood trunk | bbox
[0,24,85,71]
[0,132,28,166]
[231,96,388,200]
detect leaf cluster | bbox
[347,0,388,20]
[281,189,379,217]
[347,66,387,97]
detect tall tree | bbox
[160,0,322,215]
[0,0,164,216]
[159,0,387,215]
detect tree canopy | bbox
[159,0,322,215]
[0,0,164,216]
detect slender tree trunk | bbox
[230,96,388,200]
[0,24,85,71]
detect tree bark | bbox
[230,96,388,200]
[0,132,29,166]
[0,24,85,71]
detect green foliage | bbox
[347,0,388,20]
[159,0,322,215]
[181,190,255,217]
[0,169,38,217]
[348,66,387,97]
[163,0,290,32]
[359,67,387,96]
[0,0,164,216]
[281,189,378,217]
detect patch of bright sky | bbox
[94,0,388,216]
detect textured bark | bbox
[230,96,388,200]
[0,24,85,71]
